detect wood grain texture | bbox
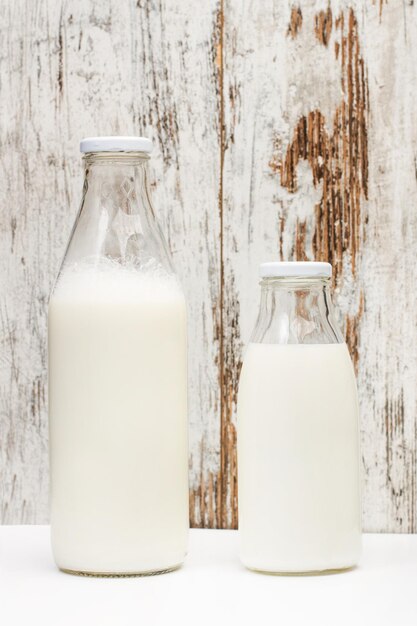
[0,0,222,526]
[223,0,417,532]
[1,0,417,532]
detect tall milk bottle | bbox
[237,262,361,573]
[48,137,188,575]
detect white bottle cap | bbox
[260,261,332,278]
[80,136,153,153]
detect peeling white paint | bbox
[0,0,221,525]
[1,0,416,531]
[224,0,417,532]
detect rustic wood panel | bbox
[0,0,222,526]
[1,0,417,532]
[222,0,417,532]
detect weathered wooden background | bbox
[1,0,416,531]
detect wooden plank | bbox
[222,0,417,531]
[357,0,417,532]
[0,0,222,527]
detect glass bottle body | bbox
[48,151,189,575]
[237,272,361,573]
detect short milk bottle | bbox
[237,262,361,573]
[49,137,188,575]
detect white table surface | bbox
[1,527,416,626]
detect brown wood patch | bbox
[287,7,303,39]
[278,8,368,368]
[314,8,333,46]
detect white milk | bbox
[237,342,361,573]
[49,259,188,574]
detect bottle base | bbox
[60,562,183,578]
[245,563,357,576]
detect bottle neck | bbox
[251,277,344,344]
[62,152,173,272]
[83,151,150,165]
[82,151,153,216]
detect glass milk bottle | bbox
[48,137,188,576]
[237,262,361,573]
